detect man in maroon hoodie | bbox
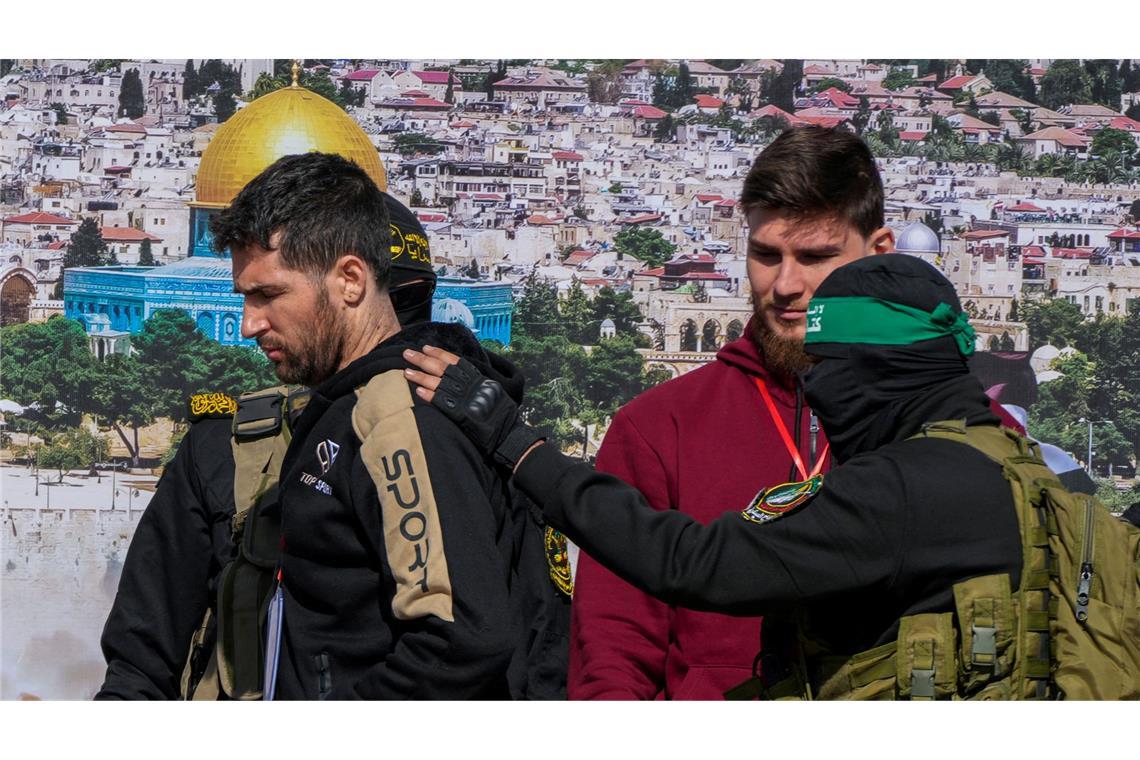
[568,127,897,700]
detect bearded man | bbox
[567,127,895,700]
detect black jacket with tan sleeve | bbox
[269,322,528,700]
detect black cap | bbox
[384,193,436,325]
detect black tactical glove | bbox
[430,357,544,471]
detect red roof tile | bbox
[526,214,559,225]
[694,94,725,109]
[694,193,724,203]
[99,226,161,242]
[622,213,664,225]
[552,150,583,161]
[938,75,975,90]
[344,69,381,81]
[413,70,460,86]
[1007,202,1045,212]
[1107,116,1140,133]
[416,212,447,223]
[631,105,668,120]
[1108,227,1140,240]
[3,211,77,225]
[898,130,928,142]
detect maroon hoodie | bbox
[569,323,828,699]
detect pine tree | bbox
[118,68,145,119]
[64,218,111,268]
[137,237,155,266]
[182,59,198,99]
[514,268,562,340]
[674,62,694,108]
[560,276,594,344]
[444,68,455,104]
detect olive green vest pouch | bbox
[919,421,1140,700]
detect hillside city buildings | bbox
[3,58,1140,375]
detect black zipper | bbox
[316,652,332,700]
[1075,498,1095,624]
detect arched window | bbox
[680,319,698,352]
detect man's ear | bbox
[866,226,896,255]
[333,253,370,306]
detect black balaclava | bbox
[384,193,436,326]
[803,255,996,463]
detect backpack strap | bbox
[352,369,455,623]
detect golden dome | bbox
[194,85,387,207]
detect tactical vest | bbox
[181,384,308,700]
[727,421,1140,701]
[181,374,572,700]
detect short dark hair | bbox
[739,127,884,238]
[210,152,392,287]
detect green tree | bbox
[560,276,595,344]
[979,60,1036,103]
[979,110,1001,127]
[1039,60,1092,110]
[409,188,425,207]
[725,76,753,112]
[0,60,15,77]
[39,426,109,481]
[1090,128,1137,169]
[651,72,671,109]
[118,68,145,119]
[64,218,113,268]
[613,227,675,269]
[444,68,455,104]
[852,97,872,135]
[485,60,506,99]
[1084,59,1123,111]
[586,60,623,104]
[674,62,694,108]
[882,67,915,91]
[182,59,198,98]
[90,353,154,467]
[1023,297,1085,349]
[0,317,99,429]
[591,285,644,337]
[50,102,68,126]
[130,309,212,420]
[393,132,445,157]
[137,237,156,266]
[505,334,591,448]
[810,77,851,94]
[582,334,652,415]
[513,268,563,340]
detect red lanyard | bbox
[754,377,829,481]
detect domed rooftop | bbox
[195,81,387,208]
[432,298,476,330]
[144,256,233,279]
[895,221,940,254]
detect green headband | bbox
[804,296,976,357]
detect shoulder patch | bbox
[741,475,823,525]
[188,392,237,422]
[544,527,574,597]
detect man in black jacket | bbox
[96,193,442,701]
[403,254,1028,696]
[98,156,552,700]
